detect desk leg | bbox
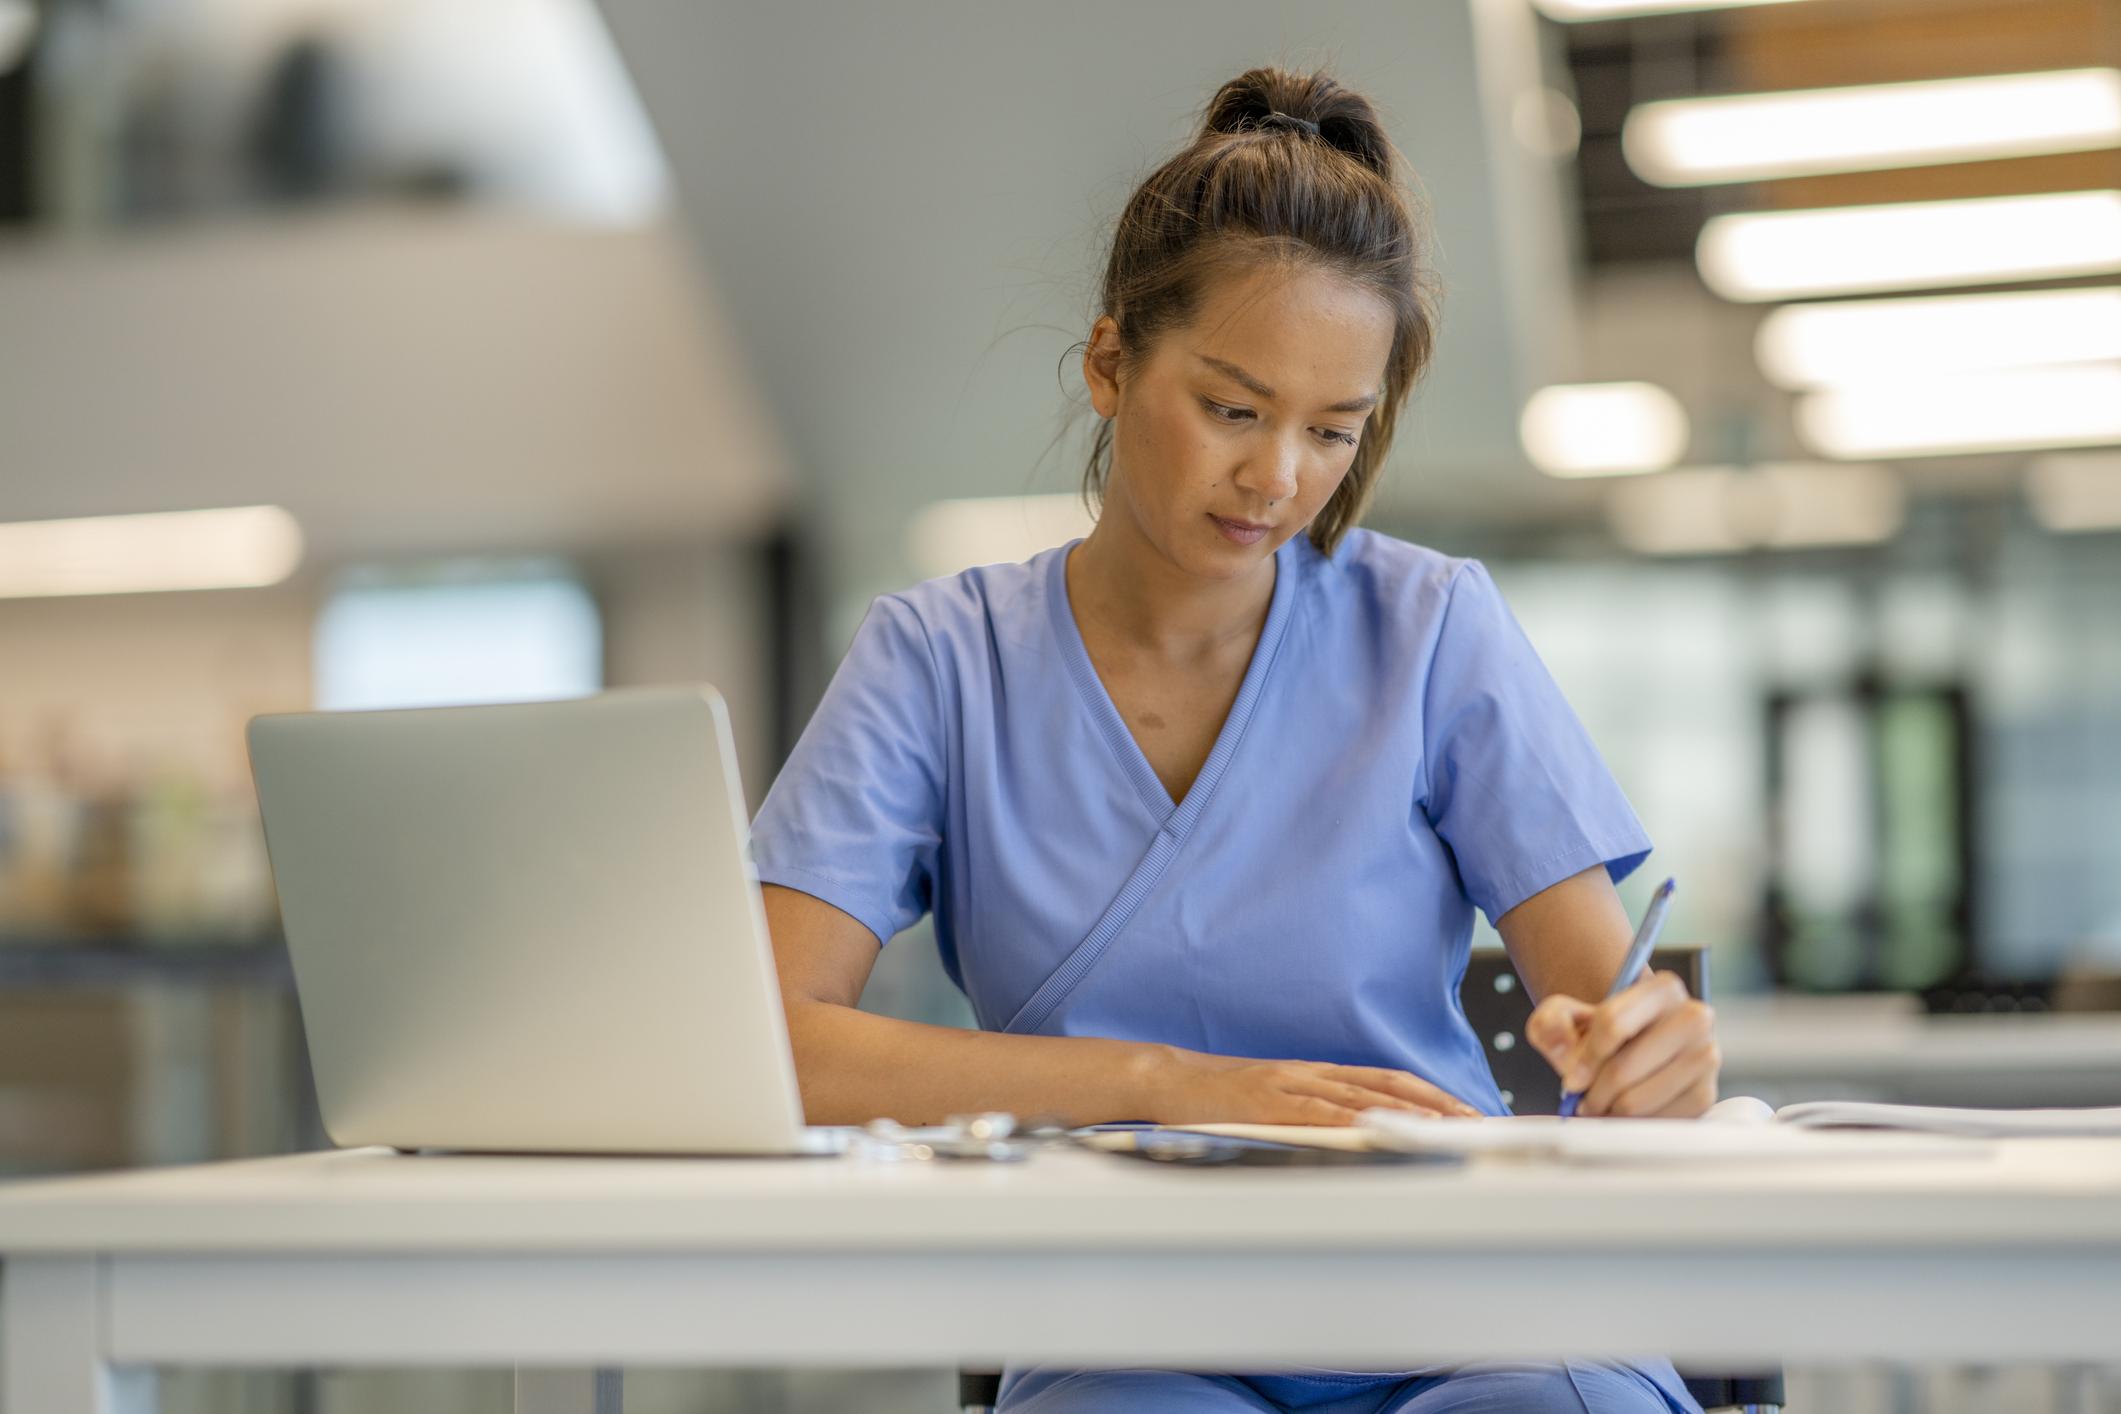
[514,1367,622,1414]
[1,1258,157,1414]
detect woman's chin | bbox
[1160,534,1254,580]
[1108,513,1278,583]
[1194,516,1281,567]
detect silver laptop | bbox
[247,686,843,1156]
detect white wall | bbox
[593,542,773,812]
[599,0,1596,602]
[0,204,789,557]
[0,581,317,797]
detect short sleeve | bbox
[1419,560,1651,926]
[749,594,945,946]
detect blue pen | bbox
[1556,878,1677,1119]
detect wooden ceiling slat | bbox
[1765,151,2121,211]
[1729,0,2115,93]
[1566,0,2121,262]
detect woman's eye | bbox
[1203,398,1358,448]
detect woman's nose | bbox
[1235,436,1303,504]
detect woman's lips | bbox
[1211,514,1269,545]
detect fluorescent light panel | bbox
[1757,287,2121,388]
[1607,463,1903,555]
[1797,363,2121,459]
[1627,68,2121,187]
[1520,382,1689,479]
[2027,451,2121,532]
[0,0,35,75]
[907,494,1096,581]
[1607,468,1746,554]
[1535,0,1814,19]
[0,505,304,599]
[1699,189,2121,301]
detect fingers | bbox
[1595,1040,1721,1118]
[1317,1079,1444,1117]
[1288,1073,1445,1120]
[1525,996,1592,1071]
[1325,1065,1481,1117]
[1559,970,1690,1092]
[1578,1001,1717,1116]
[1287,1094,1366,1126]
[1228,1061,1483,1126]
[1659,1069,1721,1119]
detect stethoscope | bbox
[854,1112,1068,1162]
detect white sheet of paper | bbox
[1163,1098,1774,1156]
[1773,1101,2121,1137]
[1360,1100,1994,1164]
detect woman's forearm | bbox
[784,997,1173,1127]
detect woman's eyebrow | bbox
[1196,354,1378,413]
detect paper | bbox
[1772,1101,2121,1137]
[1137,1099,1833,1157]
[1110,1093,2114,1165]
[1704,1094,1776,1125]
[1359,1101,1994,1164]
[1160,1123,1383,1152]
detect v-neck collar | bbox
[1047,532,1301,835]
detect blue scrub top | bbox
[749,527,1652,1118]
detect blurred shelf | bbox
[0,936,292,989]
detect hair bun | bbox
[1200,66,1396,180]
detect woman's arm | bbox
[767,883,1162,1125]
[765,883,1485,1127]
[1499,863,1721,1118]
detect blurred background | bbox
[2,0,2120,1409]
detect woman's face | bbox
[1084,262,1395,580]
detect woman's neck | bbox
[1066,513,1278,664]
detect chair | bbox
[961,945,1785,1413]
[1461,943,1785,1414]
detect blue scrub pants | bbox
[996,1359,1705,1413]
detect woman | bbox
[751,66,1719,1414]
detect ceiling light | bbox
[1797,363,2121,459]
[0,0,36,74]
[1606,463,1903,555]
[1605,468,1746,555]
[2026,451,2121,533]
[1520,382,1688,479]
[1534,0,1815,19]
[1627,69,2121,186]
[907,493,1095,581]
[1698,189,2121,302]
[1756,287,2121,389]
[1512,87,1582,161]
[0,505,305,599]
[1753,462,1906,548]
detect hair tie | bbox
[1257,111,1321,138]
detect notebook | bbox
[1136,1097,2121,1164]
[1349,1094,2121,1163]
[1768,1100,2121,1138]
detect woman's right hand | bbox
[1144,1047,1485,1126]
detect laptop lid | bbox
[247,686,808,1154]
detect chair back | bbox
[1458,945,1707,1115]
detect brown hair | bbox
[1078,66,1441,557]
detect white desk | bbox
[6,1140,2121,1413]
[1714,994,2121,1108]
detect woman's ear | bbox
[1083,316,1122,419]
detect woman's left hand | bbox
[1524,970,1721,1118]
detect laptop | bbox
[247,686,846,1156]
